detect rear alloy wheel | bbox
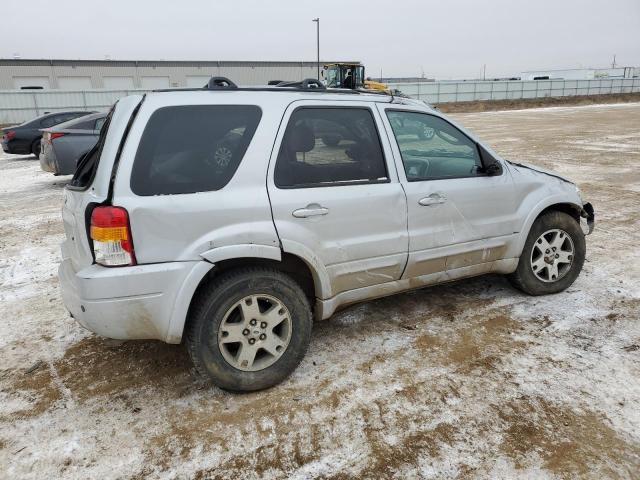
[214,145,233,167]
[186,267,312,391]
[218,294,292,372]
[508,211,585,295]
[419,124,435,140]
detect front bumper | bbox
[59,258,201,342]
[581,202,595,235]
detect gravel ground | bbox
[1,103,639,479]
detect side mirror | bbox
[477,143,502,176]
[484,162,502,176]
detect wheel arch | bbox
[31,136,41,153]
[516,198,583,256]
[171,251,324,343]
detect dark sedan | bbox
[1,110,95,158]
[40,112,107,175]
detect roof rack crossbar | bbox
[276,78,326,90]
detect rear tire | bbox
[31,139,41,159]
[185,267,313,392]
[508,211,585,295]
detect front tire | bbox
[508,211,585,295]
[185,267,313,392]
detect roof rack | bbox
[275,78,326,90]
[152,76,392,99]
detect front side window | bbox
[131,105,261,196]
[274,107,388,188]
[386,111,482,181]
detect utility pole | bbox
[312,18,320,80]
[483,64,486,80]
[612,54,617,69]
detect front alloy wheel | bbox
[530,229,574,282]
[508,211,586,296]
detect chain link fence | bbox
[388,78,640,104]
[0,89,150,124]
[1,78,640,123]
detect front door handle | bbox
[292,203,329,218]
[419,193,446,206]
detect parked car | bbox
[58,81,594,392]
[1,110,95,158]
[40,112,107,175]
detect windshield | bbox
[325,66,339,87]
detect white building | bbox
[521,66,638,81]
[0,59,353,90]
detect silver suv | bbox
[59,79,594,391]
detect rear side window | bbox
[40,115,61,128]
[130,105,262,196]
[274,107,388,188]
[69,119,95,130]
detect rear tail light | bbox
[50,132,65,140]
[90,206,136,266]
[4,130,16,139]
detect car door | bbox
[267,101,408,299]
[379,106,519,278]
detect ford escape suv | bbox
[59,78,594,391]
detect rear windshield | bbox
[68,109,113,189]
[130,105,262,196]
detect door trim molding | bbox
[315,258,518,320]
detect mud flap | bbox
[581,202,595,235]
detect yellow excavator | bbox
[322,63,391,93]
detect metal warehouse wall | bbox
[0,59,352,90]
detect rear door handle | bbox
[419,193,446,206]
[292,203,329,218]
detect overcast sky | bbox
[1,0,639,79]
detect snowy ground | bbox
[1,103,639,479]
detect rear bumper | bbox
[1,138,29,154]
[59,258,204,343]
[2,139,14,153]
[40,150,56,172]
